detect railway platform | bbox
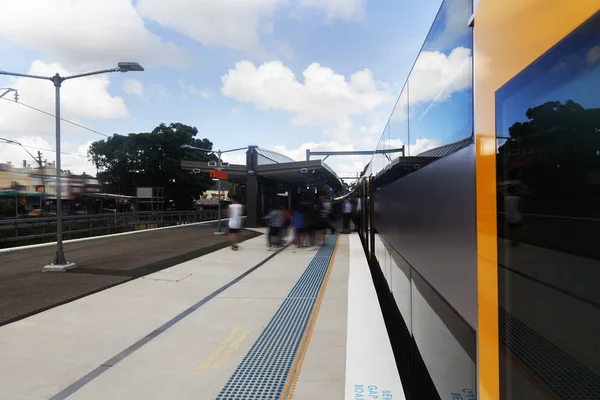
[0,228,404,400]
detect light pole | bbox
[181,144,247,234]
[0,62,144,272]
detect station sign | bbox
[210,170,228,180]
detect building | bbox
[0,161,101,214]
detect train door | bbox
[475,2,600,399]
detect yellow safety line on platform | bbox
[280,234,341,400]
[196,327,249,373]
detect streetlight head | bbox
[118,62,144,72]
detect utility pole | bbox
[1,137,47,211]
[37,151,45,210]
[215,149,224,234]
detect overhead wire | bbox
[0,97,110,138]
[0,137,87,158]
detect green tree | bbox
[228,183,247,206]
[498,100,600,215]
[88,122,217,210]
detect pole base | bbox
[42,262,77,272]
[214,231,226,235]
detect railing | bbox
[0,210,226,248]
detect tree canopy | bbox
[88,122,217,210]
[498,100,600,216]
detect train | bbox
[352,1,600,399]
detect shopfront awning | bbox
[80,193,136,200]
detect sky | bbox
[0,0,446,180]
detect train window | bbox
[408,0,473,157]
[389,88,409,161]
[495,11,600,400]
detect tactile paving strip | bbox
[216,234,338,400]
[499,307,600,399]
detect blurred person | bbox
[293,206,308,247]
[282,208,292,244]
[353,197,361,232]
[306,202,320,247]
[504,186,522,247]
[227,196,243,251]
[265,205,285,250]
[342,199,352,233]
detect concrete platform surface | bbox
[0,233,351,400]
[0,223,260,327]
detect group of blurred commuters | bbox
[264,197,361,250]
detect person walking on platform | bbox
[342,199,352,233]
[320,198,336,235]
[306,202,320,247]
[227,196,243,251]
[282,208,292,244]
[353,197,361,232]
[265,205,285,250]
[293,207,307,247]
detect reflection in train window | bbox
[372,0,474,192]
[409,0,473,156]
[495,11,600,400]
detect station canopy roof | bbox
[181,147,341,190]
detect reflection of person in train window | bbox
[504,186,522,247]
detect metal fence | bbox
[0,210,226,248]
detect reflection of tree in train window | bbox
[497,100,600,218]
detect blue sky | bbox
[0,0,448,177]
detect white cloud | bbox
[177,80,212,100]
[274,41,296,61]
[428,0,469,52]
[146,84,170,101]
[0,136,96,175]
[388,46,472,124]
[587,45,600,66]
[218,59,447,178]
[123,79,145,99]
[272,140,371,180]
[122,79,170,101]
[221,60,393,141]
[410,46,472,106]
[410,138,441,156]
[297,0,365,21]
[0,0,190,68]
[136,0,287,57]
[0,60,128,138]
[136,0,364,59]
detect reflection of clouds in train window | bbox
[586,45,600,65]
[424,0,473,53]
[410,47,473,108]
[411,138,442,156]
[408,0,473,153]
